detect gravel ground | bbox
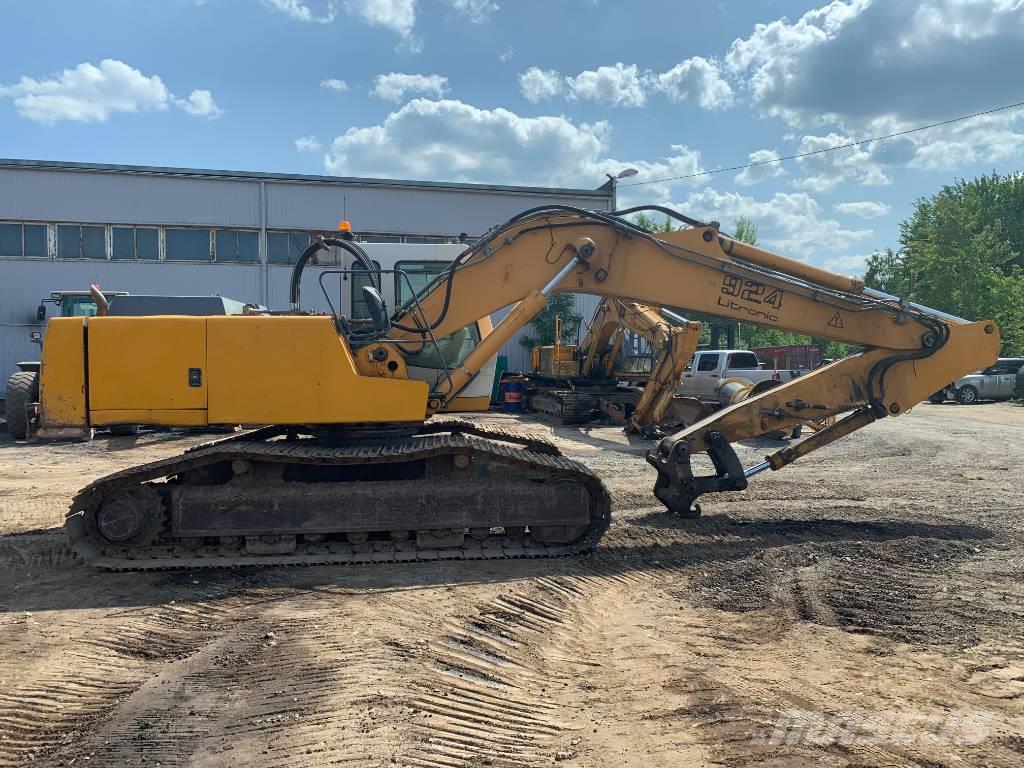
[0,401,1021,767]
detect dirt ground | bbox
[0,402,1022,767]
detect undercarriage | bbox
[66,420,611,570]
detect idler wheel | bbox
[94,486,163,547]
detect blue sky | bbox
[2,0,1023,273]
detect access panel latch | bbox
[646,431,747,518]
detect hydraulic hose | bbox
[289,236,379,312]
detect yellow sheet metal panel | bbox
[39,317,87,427]
[87,317,208,412]
[206,316,428,424]
[91,409,208,427]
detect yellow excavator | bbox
[20,205,998,569]
[527,298,702,430]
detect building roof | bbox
[0,158,612,198]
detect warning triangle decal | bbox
[827,312,844,329]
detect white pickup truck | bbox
[679,349,806,405]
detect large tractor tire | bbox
[5,371,39,440]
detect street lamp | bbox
[605,168,639,209]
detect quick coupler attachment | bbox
[646,431,748,518]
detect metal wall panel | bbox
[265,181,611,234]
[0,168,261,227]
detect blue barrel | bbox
[502,380,525,411]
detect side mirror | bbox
[36,303,46,322]
[361,286,390,332]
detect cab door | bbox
[997,360,1024,397]
[689,352,722,400]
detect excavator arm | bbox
[387,205,999,515]
[586,300,703,432]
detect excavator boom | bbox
[388,205,999,514]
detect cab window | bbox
[404,324,481,370]
[395,260,450,306]
[697,353,720,372]
[62,296,99,317]
[350,260,381,320]
[728,352,760,369]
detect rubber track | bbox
[528,391,598,424]
[66,421,611,571]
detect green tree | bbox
[865,172,1024,354]
[863,247,910,296]
[733,216,758,245]
[633,212,682,232]
[519,293,584,348]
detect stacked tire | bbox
[4,371,39,440]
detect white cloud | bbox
[446,0,498,23]
[261,0,337,23]
[322,97,705,199]
[173,89,222,118]
[567,63,648,108]
[267,0,496,45]
[295,135,323,152]
[320,78,349,92]
[344,0,414,32]
[734,149,784,186]
[0,59,218,125]
[726,0,1024,131]
[519,64,649,107]
[498,47,514,62]
[519,67,563,102]
[834,200,891,219]
[371,72,447,101]
[823,252,872,275]
[657,56,734,111]
[519,57,735,111]
[680,187,873,259]
[792,132,889,192]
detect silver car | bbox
[933,357,1024,404]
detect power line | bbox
[619,99,1024,188]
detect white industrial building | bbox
[0,158,612,397]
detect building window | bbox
[57,224,106,259]
[57,225,78,258]
[111,226,160,260]
[214,229,260,263]
[0,222,47,258]
[268,231,310,265]
[137,228,159,260]
[24,224,47,257]
[83,226,105,259]
[166,228,212,261]
[395,260,450,306]
[0,223,21,257]
[112,227,135,260]
[350,260,381,319]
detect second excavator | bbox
[18,204,999,568]
[527,297,702,431]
